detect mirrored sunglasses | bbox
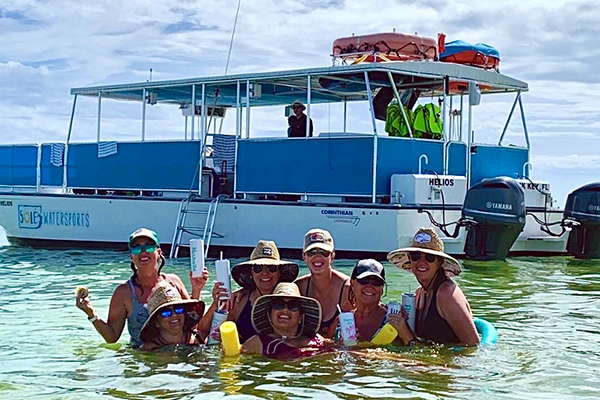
[356,276,385,287]
[305,248,331,257]
[160,306,185,318]
[409,251,437,263]
[271,299,301,312]
[252,264,279,274]
[129,243,158,255]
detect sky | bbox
[0,0,599,206]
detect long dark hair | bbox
[130,253,166,296]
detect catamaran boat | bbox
[1,34,598,260]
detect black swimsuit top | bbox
[415,271,460,344]
[306,277,348,335]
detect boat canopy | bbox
[70,62,528,108]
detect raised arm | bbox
[76,283,130,343]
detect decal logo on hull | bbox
[321,209,361,226]
[18,205,43,229]
[18,205,90,230]
[0,200,13,207]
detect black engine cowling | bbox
[462,177,526,260]
[564,182,600,259]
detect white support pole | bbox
[387,71,412,137]
[306,75,311,137]
[191,84,196,140]
[459,93,463,142]
[234,80,240,195]
[141,88,147,141]
[343,99,347,133]
[64,94,77,190]
[364,71,378,203]
[184,116,188,140]
[96,92,102,142]
[442,77,448,174]
[199,83,206,195]
[467,97,473,187]
[246,80,250,139]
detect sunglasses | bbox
[129,243,158,255]
[271,299,302,312]
[356,276,385,287]
[409,251,437,263]
[305,248,331,257]
[160,306,185,318]
[252,264,279,274]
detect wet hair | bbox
[130,253,166,296]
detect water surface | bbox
[0,246,598,399]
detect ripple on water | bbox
[0,248,599,399]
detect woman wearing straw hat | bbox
[139,283,206,350]
[76,228,209,348]
[387,228,479,345]
[199,240,299,343]
[296,228,351,336]
[241,282,325,358]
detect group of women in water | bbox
[76,226,479,357]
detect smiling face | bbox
[409,252,442,286]
[302,248,334,276]
[155,306,185,335]
[251,265,281,294]
[351,277,384,306]
[129,236,162,271]
[270,298,302,336]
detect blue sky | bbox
[0,0,598,207]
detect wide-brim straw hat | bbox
[387,227,462,277]
[251,282,322,338]
[232,240,299,288]
[139,284,205,343]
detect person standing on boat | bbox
[295,228,351,336]
[199,240,299,342]
[75,228,209,348]
[386,228,480,345]
[287,100,313,137]
[139,283,205,350]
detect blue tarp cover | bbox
[440,40,500,59]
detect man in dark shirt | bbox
[288,101,314,137]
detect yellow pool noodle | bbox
[219,321,241,356]
[370,323,398,345]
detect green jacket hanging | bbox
[385,101,413,137]
[412,103,443,139]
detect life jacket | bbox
[385,101,413,137]
[412,103,443,139]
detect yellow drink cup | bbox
[370,323,398,345]
[220,321,241,356]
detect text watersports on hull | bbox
[1,32,597,260]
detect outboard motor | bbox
[564,182,600,259]
[462,177,526,260]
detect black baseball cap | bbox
[351,259,386,283]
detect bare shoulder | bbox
[437,280,463,301]
[165,273,185,285]
[112,282,132,301]
[242,335,262,354]
[333,269,351,282]
[295,275,310,293]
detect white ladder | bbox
[169,193,226,259]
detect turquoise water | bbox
[0,246,599,399]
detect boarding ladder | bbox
[169,193,226,259]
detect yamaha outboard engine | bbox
[462,177,526,260]
[564,182,600,259]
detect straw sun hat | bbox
[251,282,322,338]
[139,284,205,343]
[387,227,462,277]
[231,241,299,289]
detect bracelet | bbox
[407,339,417,347]
[88,314,99,323]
